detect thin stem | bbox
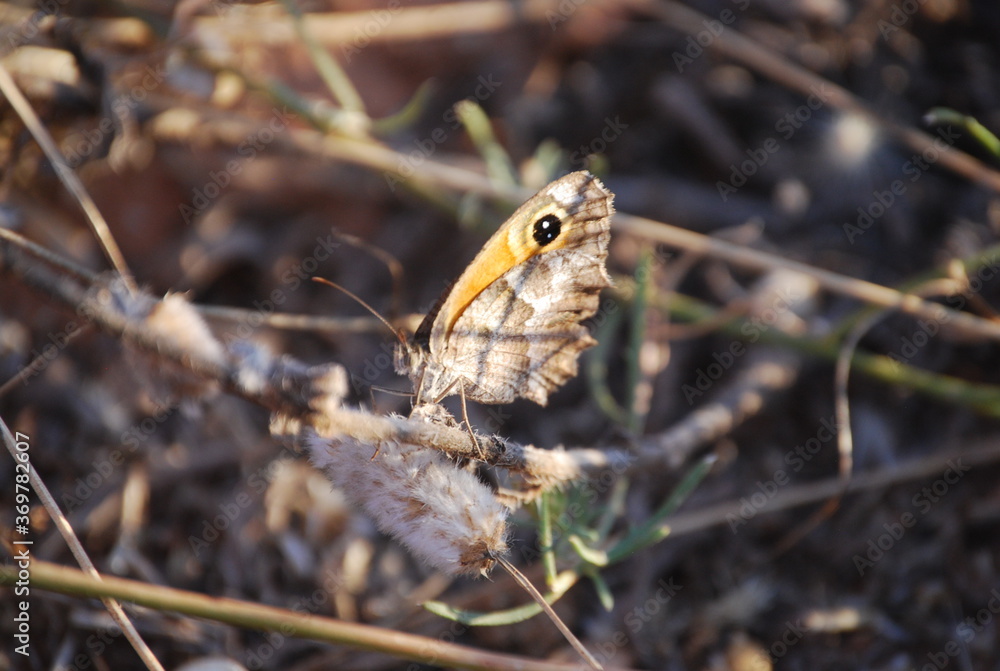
[0,64,135,291]
[0,560,585,671]
[0,419,163,671]
[537,491,558,587]
[278,0,367,116]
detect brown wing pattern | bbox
[415,174,612,405]
[462,247,609,405]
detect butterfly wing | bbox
[415,171,613,405]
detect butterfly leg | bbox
[458,381,486,461]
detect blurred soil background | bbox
[2,0,1000,669]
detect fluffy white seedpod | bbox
[146,293,226,363]
[303,406,509,577]
[133,291,225,400]
[87,276,224,403]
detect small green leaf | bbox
[537,491,558,586]
[529,139,566,179]
[587,569,615,612]
[587,303,628,425]
[371,80,436,136]
[625,245,655,433]
[423,571,580,626]
[607,455,716,562]
[925,107,1000,158]
[455,100,518,187]
[278,0,366,116]
[423,599,543,626]
[568,535,609,567]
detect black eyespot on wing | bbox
[533,214,562,246]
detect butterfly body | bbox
[396,171,614,406]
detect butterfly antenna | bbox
[494,555,604,671]
[312,277,406,345]
[367,385,413,399]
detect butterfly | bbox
[395,171,614,407]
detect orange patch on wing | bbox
[437,229,525,338]
[437,204,574,338]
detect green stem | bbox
[537,491,558,587]
[606,455,715,563]
[625,246,653,432]
[278,0,367,116]
[455,100,518,186]
[925,107,1000,157]
[627,285,1000,418]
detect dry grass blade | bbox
[496,556,604,671]
[641,269,817,467]
[195,0,564,46]
[614,212,1000,340]
[0,64,135,291]
[662,438,1000,540]
[0,417,164,671]
[227,119,1000,341]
